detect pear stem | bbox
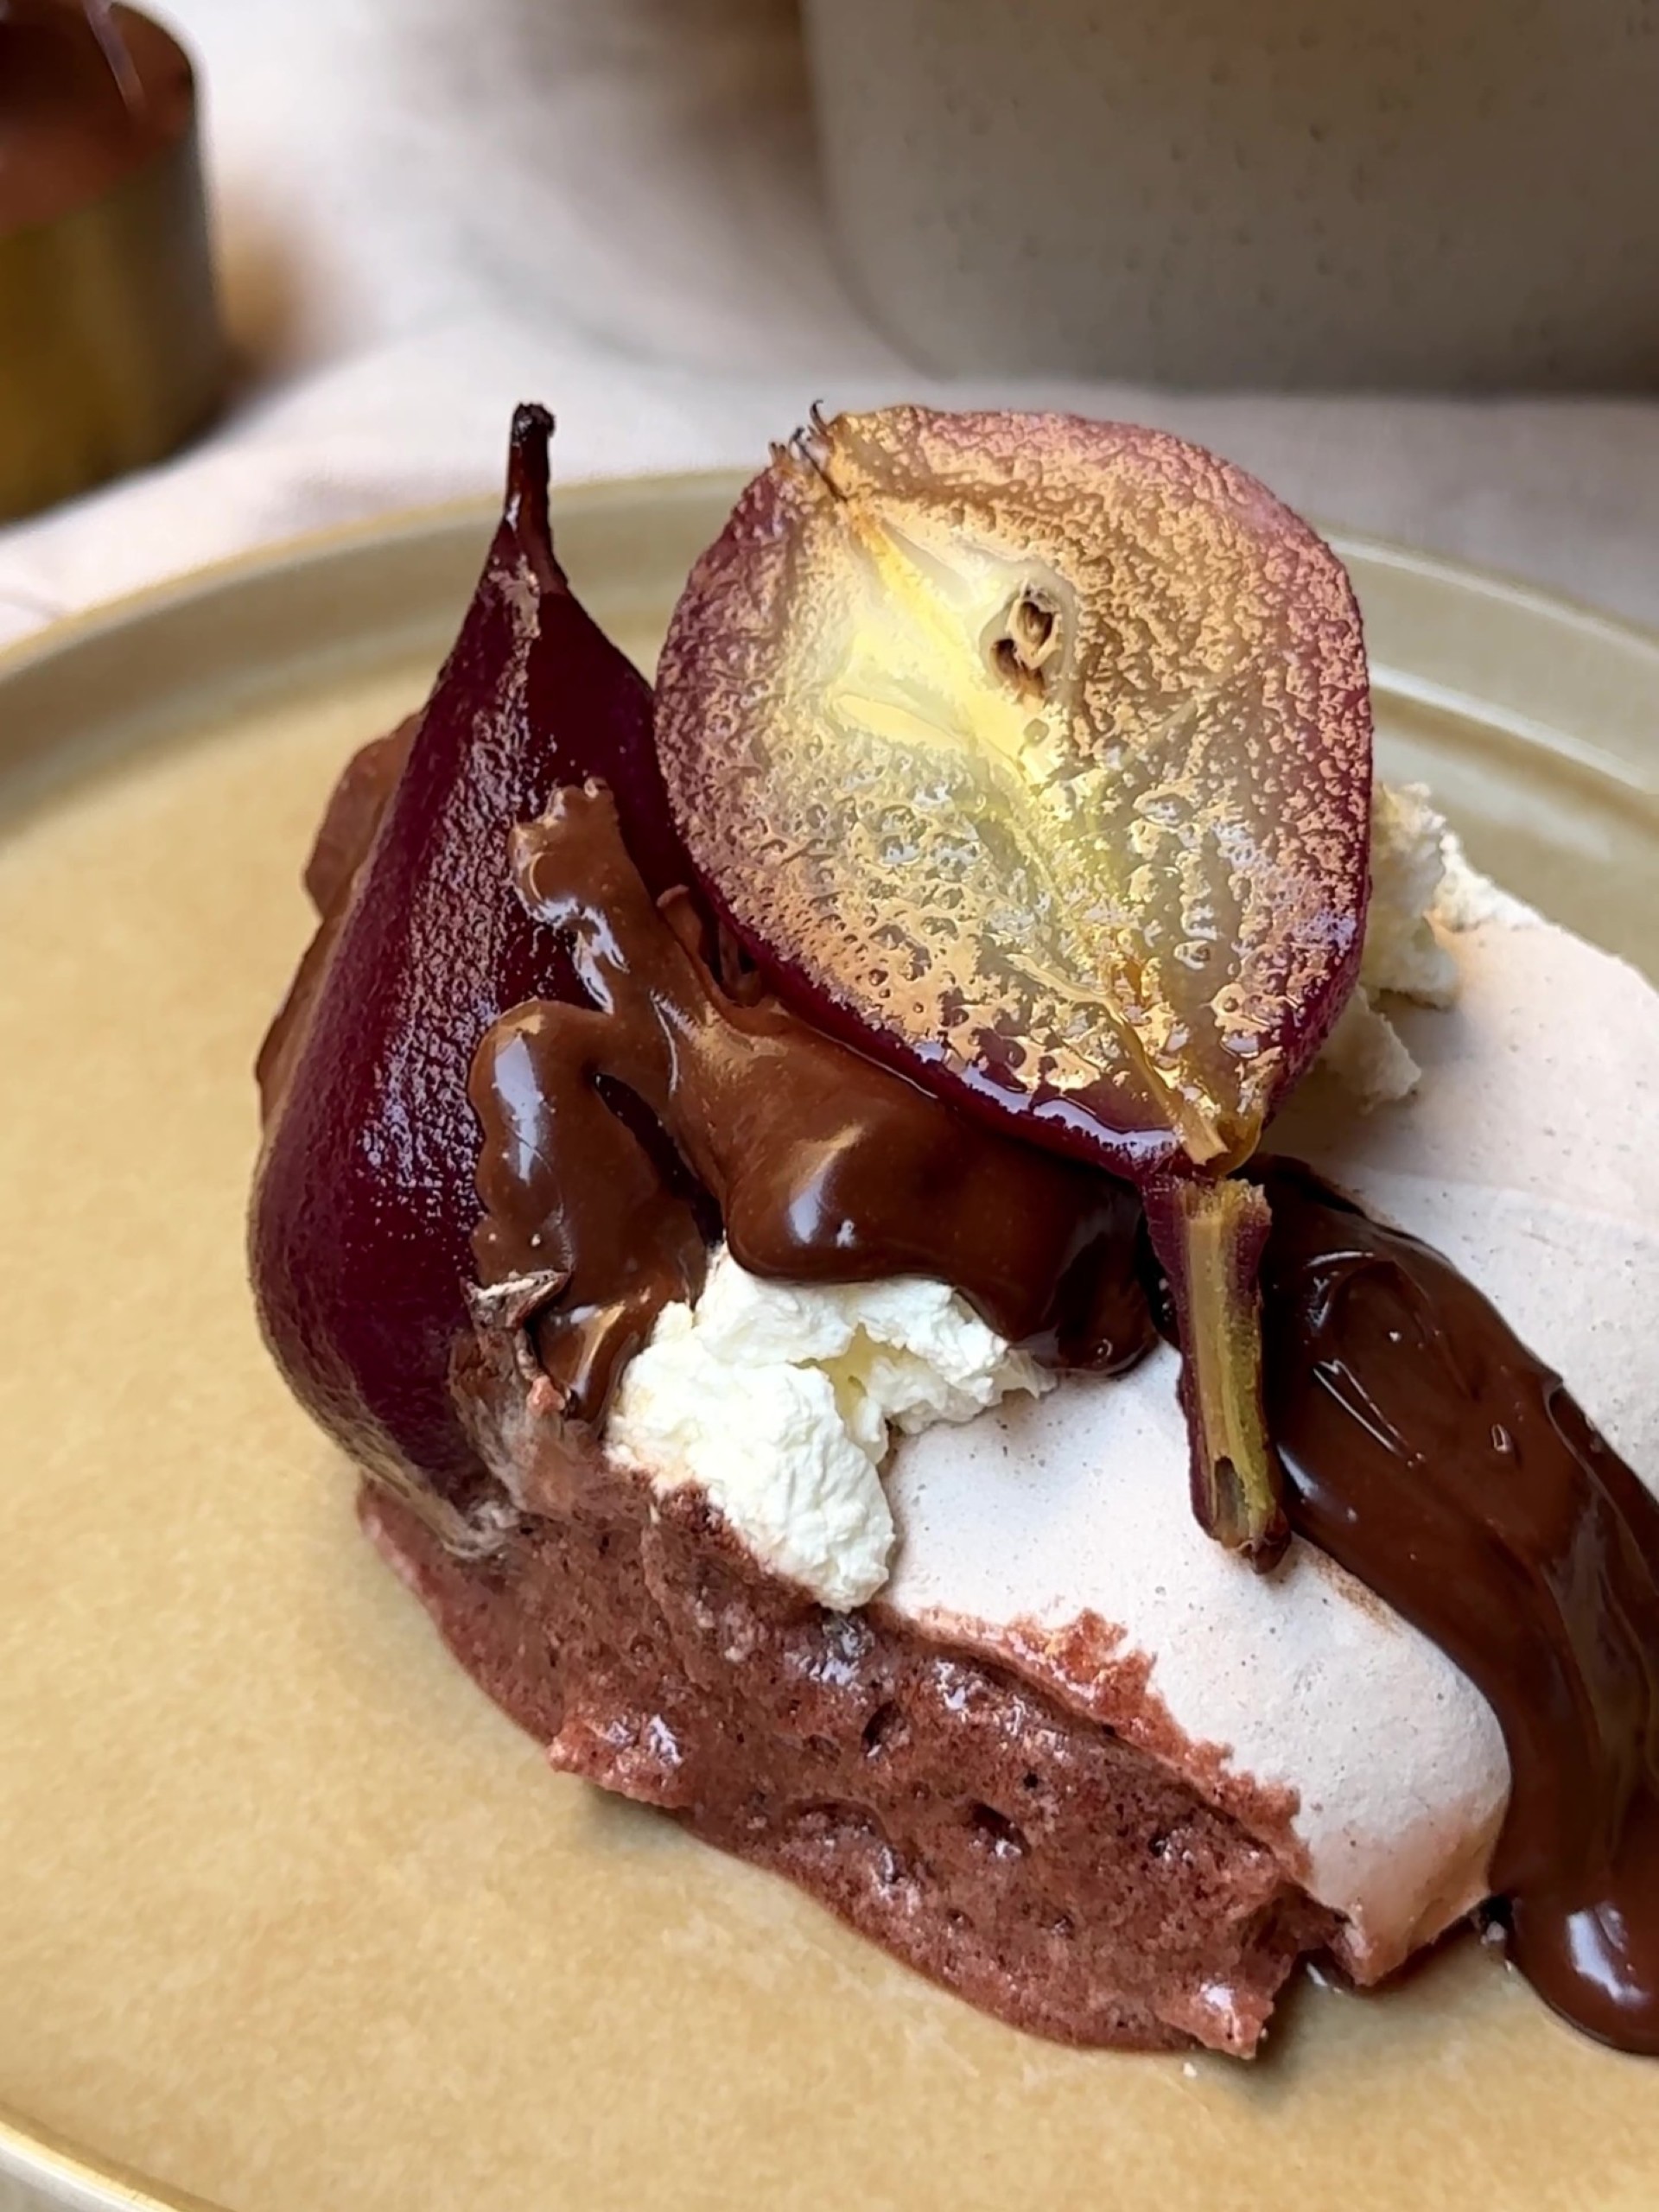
[1146,1174,1289,1570]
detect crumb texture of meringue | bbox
[605,1249,1051,1610]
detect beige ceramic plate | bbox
[1,480,1656,2212]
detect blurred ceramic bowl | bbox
[802,0,1659,387]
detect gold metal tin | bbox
[0,5,223,524]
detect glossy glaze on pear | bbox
[250,407,690,1519]
[655,407,1371,1179]
[654,408,1374,1555]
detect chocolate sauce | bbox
[1259,1161,1659,2056]
[467,797,1659,2055]
[468,785,1154,1422]
[0,3,192,237]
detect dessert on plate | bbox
[250,404,1658,2060]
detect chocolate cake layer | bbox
[363,1416,1336,2058]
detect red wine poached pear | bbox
[250,407,690,1536]
[655,406,1373,1560]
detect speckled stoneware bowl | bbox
[802,0,1659,386]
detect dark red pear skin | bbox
[250,404,692,1518]
[654,406,1373,1561]
[654,405,1372,1183]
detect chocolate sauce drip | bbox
[1258,1160,1659,2056]
[467,798,1659,2053]
[468,785,1154,1422]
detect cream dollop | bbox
[605,1253,1049,1608]
[1315,781,1465,1107]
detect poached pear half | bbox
[655,406,1373,1561]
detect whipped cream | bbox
[606,1255,1048,1609]
[1314,780,1516,1109]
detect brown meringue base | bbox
[361,1433,1336,2056]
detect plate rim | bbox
[0,2102,219,2212]
[3,474,1658,701]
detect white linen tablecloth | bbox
[3,0,1657,648]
